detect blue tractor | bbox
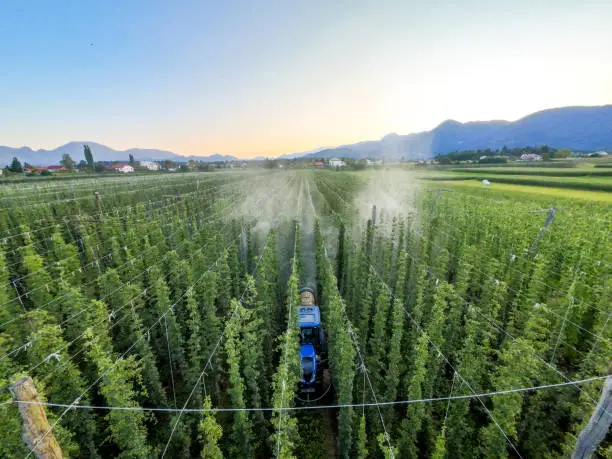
[297,288,326,391]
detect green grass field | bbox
[431,179,612,203]
[447,167,612,177]
[416,167,612,195]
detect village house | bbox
[27,165,68,173]
[139,160,160,171]
[47,165,67,172]
[108,164,135,173]
[520,153,542,161]
[328,158,345,167]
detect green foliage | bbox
[83,327,151,457]
[555,149,571,158]
[315,220,356,457]
[225,300,254,457]
[398,333,429,456]
[9,156,23,173]
[269,259,301,458]
[84,144,95,170]
[434,145,557,163]
[61,154,75,172]
[0,336,28,457]
[0,170,608,458]
[198,397,223,459]
[431,426,447,459]
[355,415,368,459]
[367,281,391,393]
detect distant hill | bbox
[184,154,239,162]
[0,141,183,166]
[0,141,238,166]
[277,146,331,159]
[300,105,612,160]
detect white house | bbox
[367,159,383,166]
[140,161,160,171]
[328,158,345,167]
[520,154,542,161]
[108,164,135,173]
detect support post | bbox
[529,206,557,254]
[93,192,102,219]
[241,217,247,262]
[427,188,452,214]
[10,377,63,459]
[573,375,612,459]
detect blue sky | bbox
[1,0,611,157]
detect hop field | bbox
[0,169,609,458]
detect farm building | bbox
[108,164,135,173]
[28,165,68,173]
[140,161,160,171]
[328,158,345,167]
[520,153,542,161]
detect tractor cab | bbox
[297,305,326,356]
[300,344,316,385]
[297,287,326,355]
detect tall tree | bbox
[61,153,75,172]
[9,156,23,173]
[84,144,94,170]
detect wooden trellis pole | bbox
[241,217,247,262]
[573,375,612,459]
[93,191,102,219]
[528,206,557,254]
[10,377,63,459]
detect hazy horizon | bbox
[1,103,610,159]
[1,0,611,159]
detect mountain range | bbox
[1,105,610,166]
[0,142,239,166]
[306,105,612,160]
